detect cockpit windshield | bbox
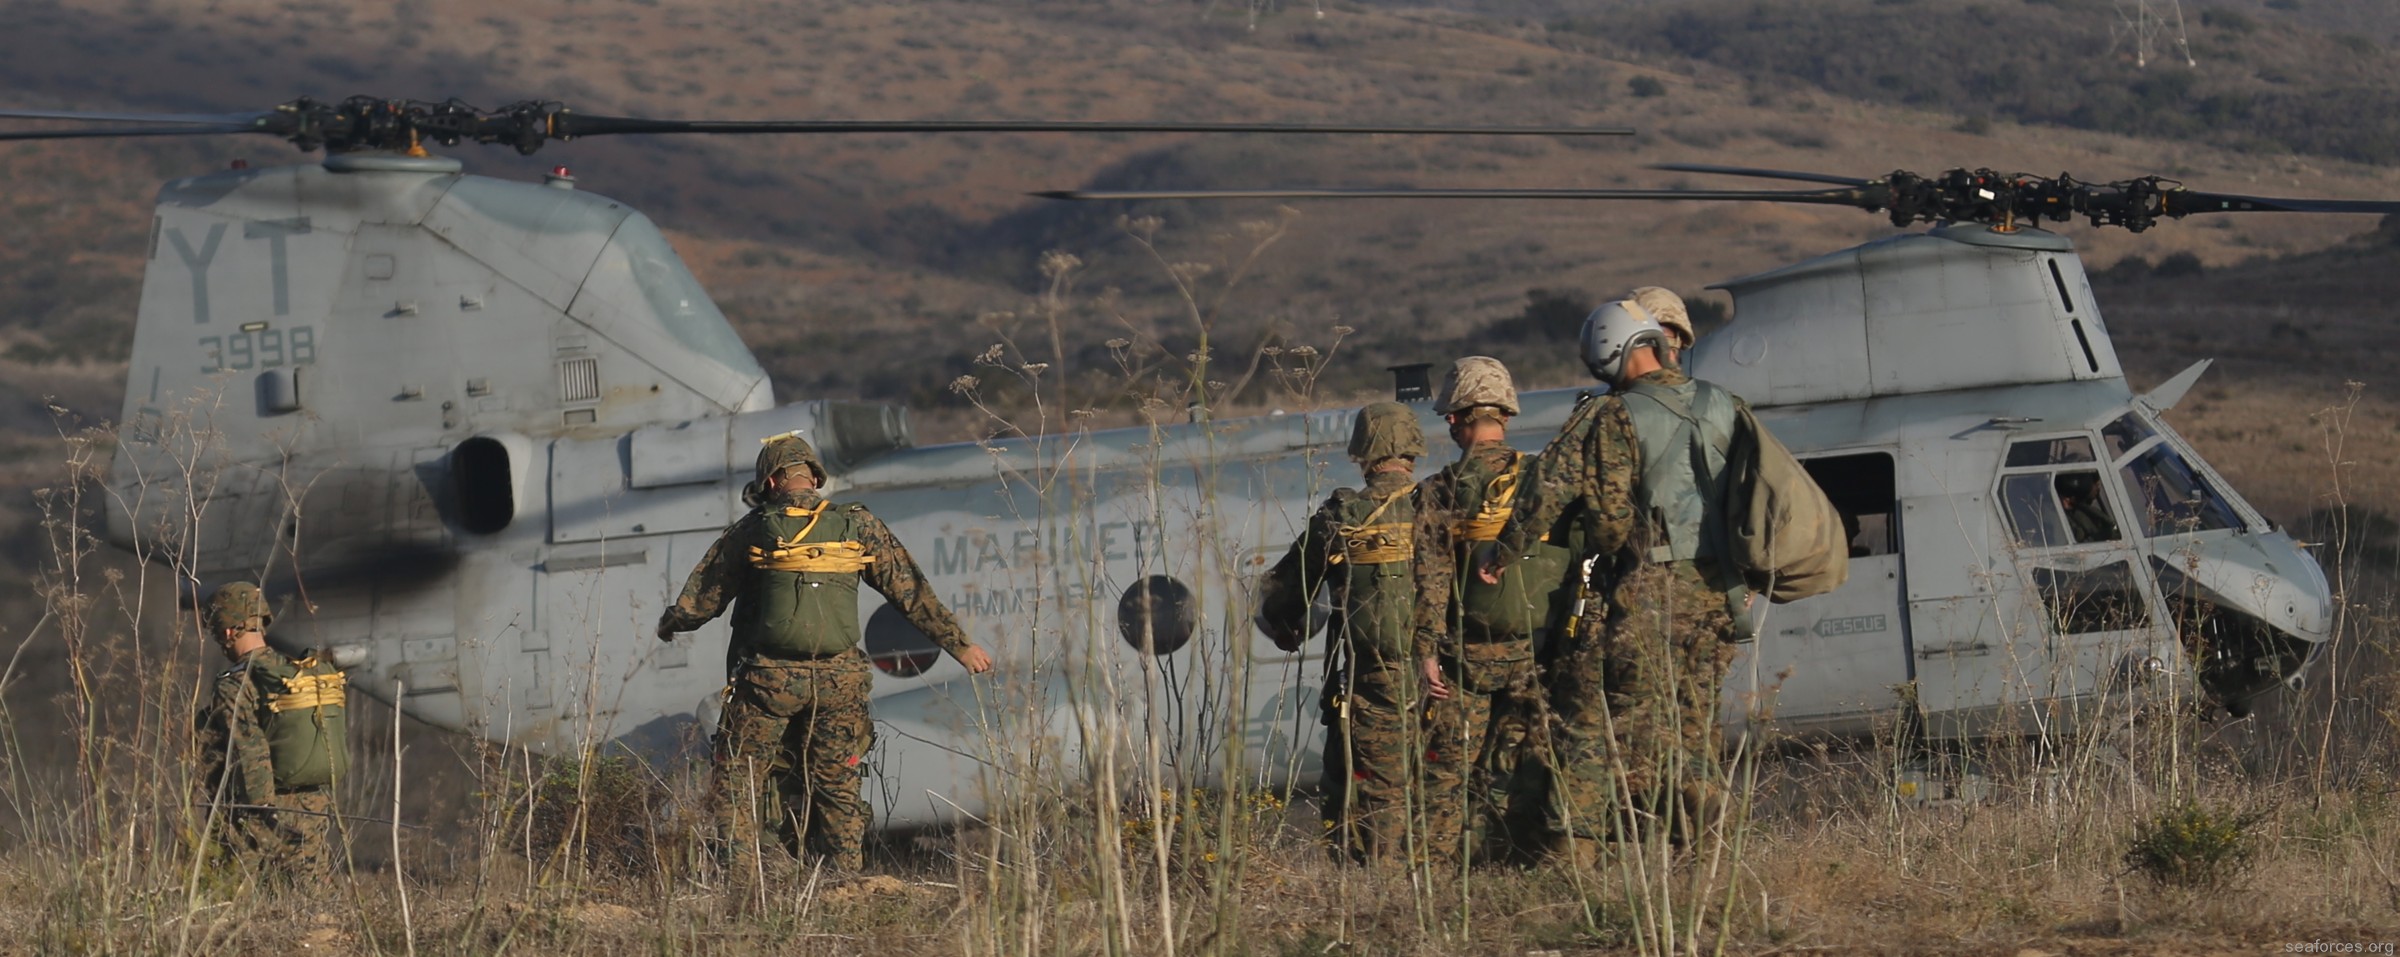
[2108,411,2243,537]
[2101,412,2155,461]
[600,215,764,377]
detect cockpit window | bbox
[2000,474,2068,549]
[593,215,764,377]
[2053,471,2121,544]
[2119,442,2240,536]
[1999,469,2123,548]
[2101,413,2155,462]
[2005,435,2096,467]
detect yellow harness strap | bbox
[266,660,347,714]
[1335,485,1415,565]
[1453,458,1526,542]
[749,503,877,573]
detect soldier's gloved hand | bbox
[1266,626,1303,653]
[1420,656,1452,700]
[955,645,995,674]
[1474,546,1505,586]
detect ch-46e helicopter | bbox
[3,96,1636,826]
[8,98,2391,826]
[1054,164,2399,747]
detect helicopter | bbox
[1050,164,2388,745]
[7,97,2386,827]
[4,96,1639,827]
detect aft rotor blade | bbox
[552,114,1635,138]
[1035,186,1869,203]
[0,108,278,127]
[0,124,263,141]
[1649,162,1873,187]
[2166,190,2400,216]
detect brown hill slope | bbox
[0,0,2394,521]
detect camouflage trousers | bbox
[1320,655,1421,864]
[1421,638,1543,864]
[714,652,876,873]
[1539,561,1736,850]
[213,787,337,879]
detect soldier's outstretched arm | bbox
[1257,496,1344,651]
[1491,402,1600,573]
[656,517,752,640]
[853,506,991,673]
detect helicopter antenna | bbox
[2108,0,2196,69]
[1040,163,2400,234]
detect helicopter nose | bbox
[2147,528,2333,707]
[2160,529,2334,644]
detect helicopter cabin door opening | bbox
[1729,451,1911,736]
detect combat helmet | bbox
[1628,286,1694,348]
[1580,298,1669,383]
[204,581,273,634]
[745,430,827,505]
[1347,401,1426,465]
[755,431,827,484]
[1434,356,1520,418]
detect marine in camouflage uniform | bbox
[1410,357,1579,864]
[657,432,992,874]
[1628,285,1696,366]
[1257,402,1426,864]
[194,581,348,878]
[1493,293,1747,852]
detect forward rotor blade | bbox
[0,108,277,127]
[2166,190,2400,216]
[552,114,1633,138]
[1648,162,1873,187]
[1035,186,1868,203]
[0,124,262,141]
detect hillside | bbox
[1,0,2397,526]
[1572,0,2400,165]
[8,0,2400,400]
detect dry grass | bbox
[1,216,2396,957]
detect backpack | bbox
[1619,379,1848,607]
[1721,406,1849,603]
[254,653,350,790]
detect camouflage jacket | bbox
[1497,368,1750,597]
[195,648,284,805]
[1408,440,1521,660]
[659,488,971,661]
[1257,468,1419,662]
[1496,369,1677,573]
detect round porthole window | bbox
[1117,575,1198,655]
[865,604,942,677]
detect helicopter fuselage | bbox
[100,158,2332,827]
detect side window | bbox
[2031,561,2153,634]
[1999,474,2067,549]
[2052,471,2121,543]
[1800,451,1897,558]
[1997,436,2124,548]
